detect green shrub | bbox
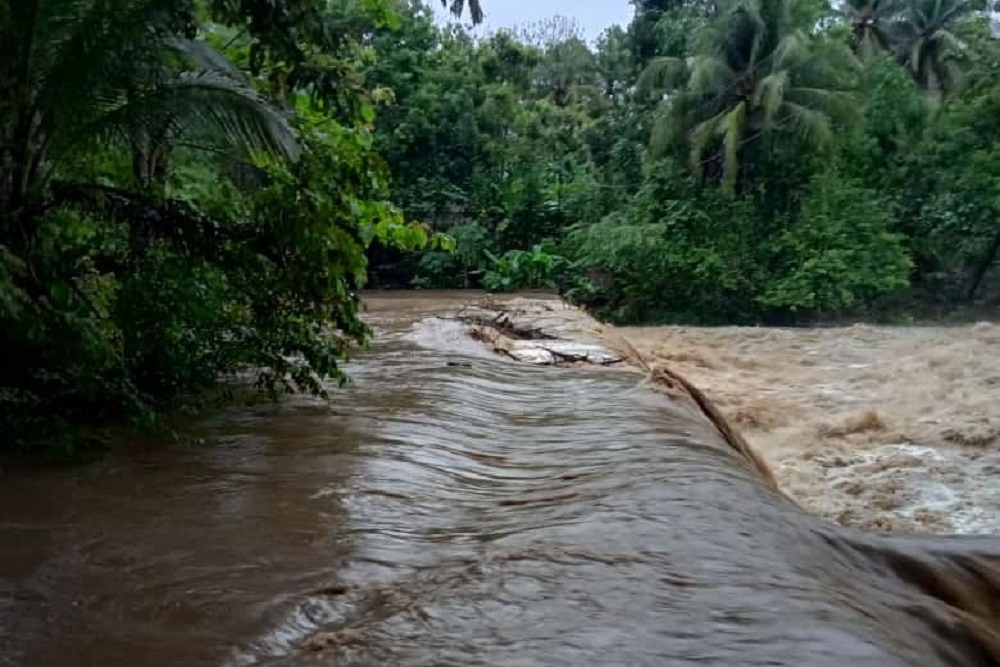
[0,106,440,454]
[411,222,493,288]
[564,165,760,323]
[759,171,912,314]
[482,242,568,292]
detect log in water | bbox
[0,292,997,666]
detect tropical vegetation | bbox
[368,0,999,324]
[0,0,467,453]
[3,0,1000,452]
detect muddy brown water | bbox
[614,321,1000,534]
[2,293,999,666]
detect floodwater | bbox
[1,292,999,666]
[611,322,1000,534]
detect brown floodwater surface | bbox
[611,321,1000,534]
[1,292,999,666]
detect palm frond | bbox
[782,101,832,146]
[939,58,966,90]
[167,37,248,81]
[757,71,789,126]
[443,0,484,24]
[637,57,691,96]
[689,107,731,170]
[649,100,691,156]
[721,101,747,193]
[154,72,301,160]
[35,0,190,153]
[892,0,975,94]
[719,2,767,73]
[772,32,807,70]
[645,0,863,191]
[930,28,968,56]
[786,86,858,123]
[909,36,926,74]
[77,71,299,162]
[856,31,883,59]
[687,55,737,96]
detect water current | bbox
[1,293,999,666]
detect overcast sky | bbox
[427,1,635,44]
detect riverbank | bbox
[439,293,1000,536]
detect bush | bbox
[411,222,492,288]
[0,107,440,454]
[759,171,912,314]
[564,163,760,323]
[482,242,569,292]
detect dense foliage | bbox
[0,0,466,452]
[3,0,1000,451]
[364,0,1000,325]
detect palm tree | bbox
[535,37,600,107]
[442,0,484,24]
[639,0,857,192]
[596,26,636,99]
[890,0,977,96]
[841,0,900,58]
[0,0,297,227]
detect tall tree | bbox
[0,0,295,227]
[891,0,978,96]
[640,0,858,192]
[842,0,900,57]
[534,37,599,106]
[596,26,637,99]
[1,0,447,449]
[441,0,484,23]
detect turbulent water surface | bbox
[614,321,1000,534]
[1,293,999,666]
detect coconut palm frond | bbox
[167,37,248,81]
[783,101,833,146]
[721,101,747,193]
[638,57,692,96]
[645,0,858,192]
[83,71,300,162]
[443,0,484,24]
[892,0,974,94]
[160,72,299,160]
[3,0,232,204]
[772,32,807,70]
[842,0,903,58]
[650,99,690,156]
[37,0,184,123]
[687,55,738,96]
[689,106,731,168]
[757,71,789,126]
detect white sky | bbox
[427,0,635,44]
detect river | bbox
[1,293,998,666]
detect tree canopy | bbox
[0,0,441,453]
[364,0,1000,324]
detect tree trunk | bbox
[965,227,1000,301]
[0,142,14,230]
[2,108,44,242]
[131,127,170,197]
